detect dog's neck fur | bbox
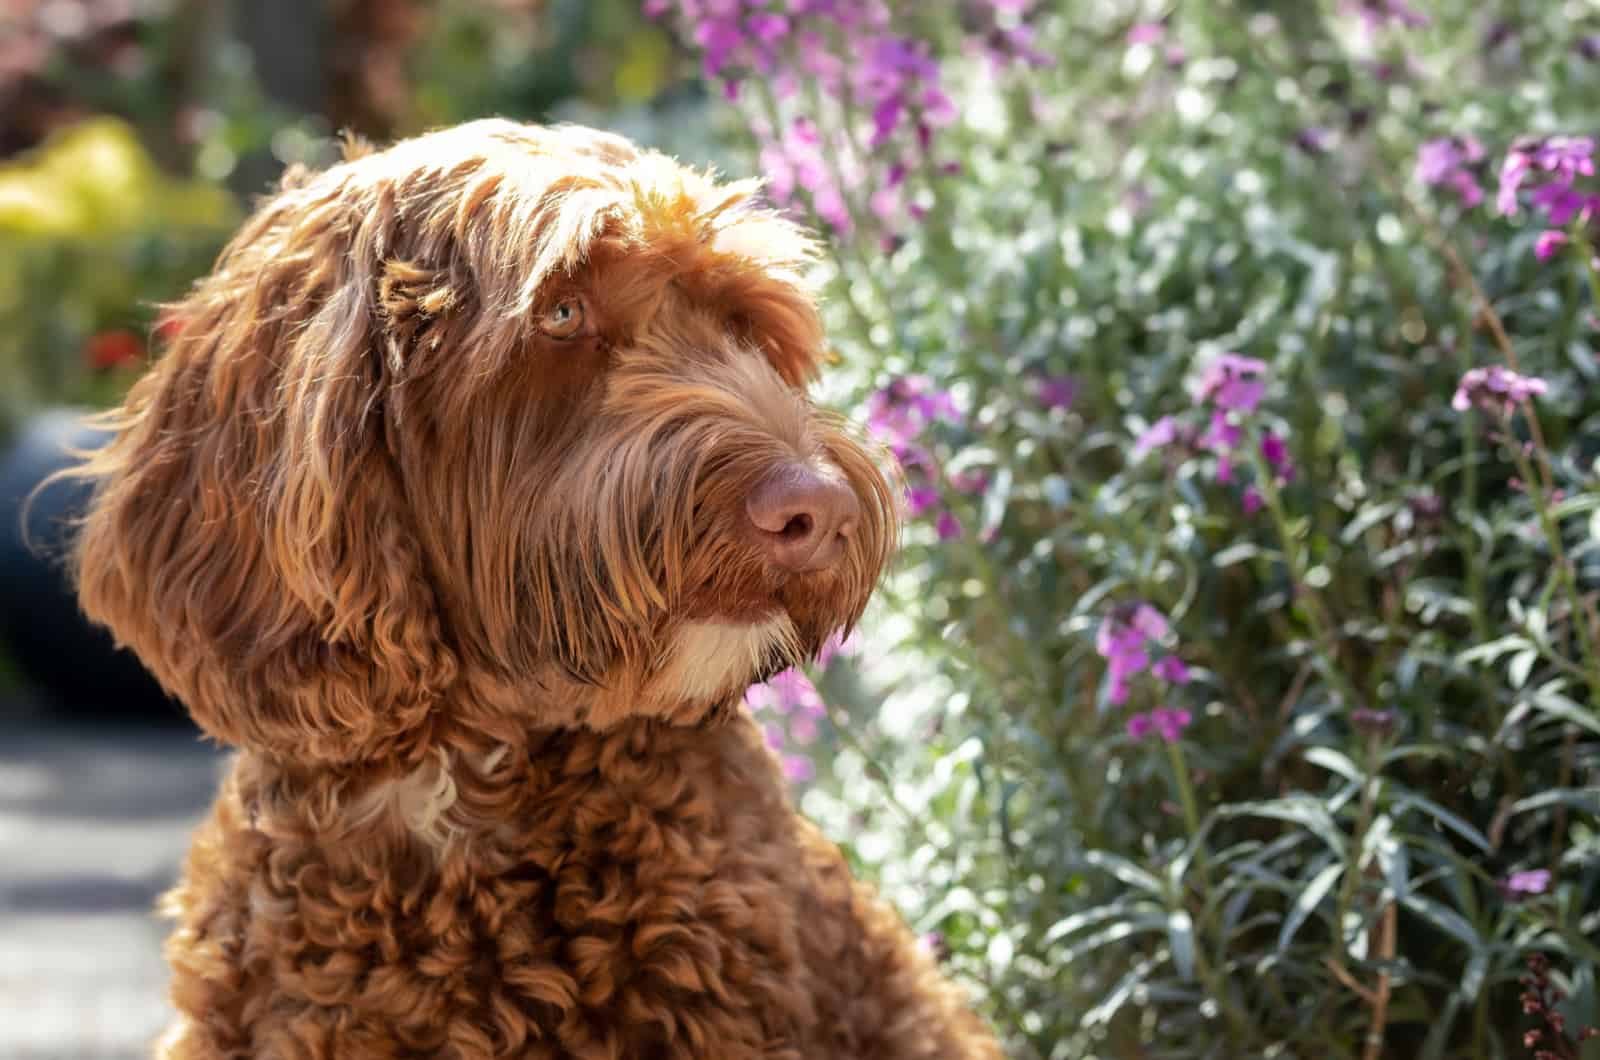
[244,703,756,856]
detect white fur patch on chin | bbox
[661,615,798,702]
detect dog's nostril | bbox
[780,513,814,541]
[746,463,860,573]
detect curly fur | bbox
[64,120,1002,1059]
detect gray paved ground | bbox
[0,697,223,1060]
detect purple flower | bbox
[1415,137,1486,208]
[1451,365,1549,415]
[816,628,860,669]
[1204,410,1242,452]
[867,375,961,448]
[1500,869,1552,897]
[782,754,816,783]
[1130,604,1170,641]
[1261,430,1294,481]
[1295,127,1333,155]
[1152,655,1190,684]
[935,509,963,541]
[1126,706,1193,742]
[1535,230,1570,262]
[1132,416,1179,460]
[1127,22,1164,45]
[1033,374,1077,410]
[1349,0,1429,30]
[905,485,941,517]
[1151,707,1193,743]
[1097,603,1172,705]
[1242,486,1265,515]
[1499,137,1599,226]
[1197,353,1269,414]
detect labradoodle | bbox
[67,120,1003,1059]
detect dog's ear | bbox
[69,186,459,764]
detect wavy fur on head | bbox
[66,120,1000,1058]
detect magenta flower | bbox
[782,754,816,783]
[1535,230,1570,261]
[1127,22,1164,45]
[1500,869,1552,897]
[1033,374,1077,410]
[1261,430,1295,483]
[1132,416,1180,460]
[1451,365,1549,415]
[867,375,961,448]
[816,628,860,670]
[1499,137,1600,227]
[1126,706,1193,743]
[1152,656,1191,684]
[935,510,963,541]
[1151,707,1193,743]
[1096,603,1172,705]
[1242,486,1265,515]
[1415,136,1486,207]
[1197,353,1268,414]
[905,485,941,517]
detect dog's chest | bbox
[215,718,852,1058]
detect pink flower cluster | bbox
[650,0,969,241]
[1134,353,1288,515]
[1095,603,1194,743]
[1415,136,1486,208]
[1451,365,1549,416]
[867,375,970,541]
[1499,137,1599,260]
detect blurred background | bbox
[5,2,1600,1059]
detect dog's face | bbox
[71,121,896,762]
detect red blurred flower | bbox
[85,329,143,370]
[154,312,187,344]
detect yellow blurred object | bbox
[0,118,237,237]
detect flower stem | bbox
[1165,739,1202,839]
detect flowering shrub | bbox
[662,2,1600,1056]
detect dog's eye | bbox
[538,297,587,340]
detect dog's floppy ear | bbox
[68,181,459,764]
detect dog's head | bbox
[70,120,896,763]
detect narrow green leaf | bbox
[1042,899,1160,945]
[1393,792,1493,855]
[1277,860,1344,955]
[1221,796,1349,855]
[1081,849,1165,895]
[1402,894,1482,951]
[1524,691,1600,737]
[1303,746,1362,782]
[1167,910,1196,982]
[1509,788,1600,817]
[1082,955,1159,1026]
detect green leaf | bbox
[1508,649,1538,690]
[1042,899,1161,945]
[1523,690,1600,737]
[1393,792,1493,855]
[1510,788,1600,817]
[1302,746,1362,782]
[1081,955,1159,1026]
[1277,860,1344,955]
[1457,635,1533,667]
[1052,916,1169,964]
[1167,909,1197,982]
[1081,849,1165,895]
[1220,796,1349,856]
[1402,894,1482,952]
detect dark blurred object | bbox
[0,408,184,720]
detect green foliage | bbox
[667,1,1600,1056]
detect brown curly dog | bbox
[66,120,1003,1059]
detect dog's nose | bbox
[746,463,860,573]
